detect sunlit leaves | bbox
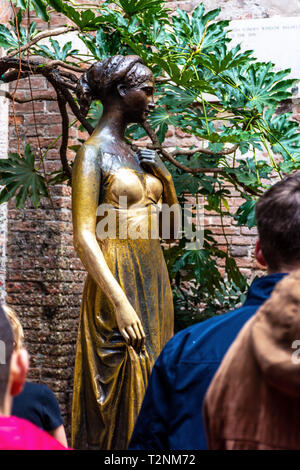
[35,38,79,61]
[0,25,19,50]
[112,0,166,16]
[45,0,106,30]
[13,0,49,22]
[219,63,298,112]
[80,28,126,60]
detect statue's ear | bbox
[117,83,127,97]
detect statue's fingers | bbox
[126,325,136,349]
[137,148,154,153]
[139,157,156,165]
[137,149,156,159]
[132,322,142,352]
[136,321,146,350]
[121,328,130,344]
[137,319,145,338]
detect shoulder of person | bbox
[25,381,53,398]
[0,416,69,450]
[159,306,251,369]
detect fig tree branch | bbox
[7,26,79,58]
[0,90,57,102]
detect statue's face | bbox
[120,78,155,123]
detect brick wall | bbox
[4,0,300,440]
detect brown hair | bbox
[76,55,153,116]
[2,305,24,350]
[255,172,300,271]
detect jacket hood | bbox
[251,270,300,397]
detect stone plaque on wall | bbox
[228,16,300,96]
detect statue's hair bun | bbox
[76,55,150,116]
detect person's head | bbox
[76,55,155,122]
[0,305,28,415]
[255,172,300,273]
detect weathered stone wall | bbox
[168,0,300,18]
[3,0,300,441]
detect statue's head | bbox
[76,55,154,123]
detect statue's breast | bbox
[99,152,163,208]
[102,168,163,208]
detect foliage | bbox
[1,0,300,327]
[0,144,48,208]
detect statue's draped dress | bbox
[72,151,174,450]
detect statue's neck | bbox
[94,105,127,142]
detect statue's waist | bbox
[96,204,160,240]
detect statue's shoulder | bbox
[75,140,119,174]
[76,141,99,160]
[74,142,103,174]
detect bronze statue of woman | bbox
[71,55,179,450]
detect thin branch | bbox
[51,74,77,91]
[141,120,222,174]
[171,144,239,157]
[30,55,87,73]
[0,57,78,91]
[47,70,94,135]
[161,148,222,174]
[44,60,86,73]
[58,70,78,83]
[225,172,262,197]
[7,26,79,58]
[1,90,57,102]
[26,7,57,214]
[0,56,94,136]
[56,90,72,180]
[155,77,170,83]
[141,120,262,197]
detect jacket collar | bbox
[244,273,288,307]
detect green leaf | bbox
[172,172,200,195]
[113,0,166,15]
[225,255,247,289]
[234,199,257,228]
[0,25,18,49]
[30,0,50,22]
[14,0,27,8]
[45,0,80,26]
[0,146,48,208]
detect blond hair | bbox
[2,305,24,350]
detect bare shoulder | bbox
[75,141,99,164]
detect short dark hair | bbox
[0,305,14,407]
[255,172,300,271]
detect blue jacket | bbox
[129,273,287,450]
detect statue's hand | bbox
[137,148,171,182]
[115,302,145,353]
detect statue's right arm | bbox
[72,145,145,351]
